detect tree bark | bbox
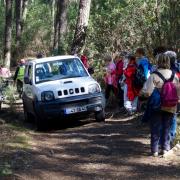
[15,0,28,46]
[4,0,13,68]
[71,0,91,54]
[155,0,162,46]
[53,0,68,54]
[51,0,55,43]
[53,1,60,51]
[15,0,22,46]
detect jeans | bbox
[117,82,124,107]
[170,115,177,141]
[17,79,23,94]
[150,111,174,153]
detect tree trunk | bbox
[53,1,60,52]
[15,0,28,46]
[155,0,162,46]
[4,0,13,68]
[58,0,68,54]
[53,0,68,54]
[51,0,55,44]
[71,0,91,54]
[15,0,23,46]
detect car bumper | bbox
[34,93,105,119]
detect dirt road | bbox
[2,114,178,180]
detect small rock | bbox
[49,149,55,156]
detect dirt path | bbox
[3,114,179,180]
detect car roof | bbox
[28,55,79,64]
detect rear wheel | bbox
[23,104,32,122]
[95,110,105,122]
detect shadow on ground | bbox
[1,105,180,179]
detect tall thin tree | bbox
[53,0,68,54]
[71,0,91,54]
[15,0,28,48]
[4,0,13,68]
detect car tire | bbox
[95,109,105,122]
[23,105,32,122]
[35,114,48,131]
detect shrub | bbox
[4,85,17,113]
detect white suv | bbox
[22,55,105,130]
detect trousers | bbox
[150,111,174,153]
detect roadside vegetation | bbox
[0,118,31,177]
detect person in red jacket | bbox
[124,56,138,114]
[81,55,89,69]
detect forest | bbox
[0,0,180,68]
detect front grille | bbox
[58,87,85,96]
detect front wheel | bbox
[35,114,48,131]
[23,106,32,122]
[95,110,105,122]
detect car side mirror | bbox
[88,67,94,75]
[24,76,32,85]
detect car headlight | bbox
[88,84,101,94]
[41,91,54,101]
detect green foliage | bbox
[0,162,12,176]
[0,0,179,63]
[4,85,17,113]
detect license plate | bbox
[65,106,87,114]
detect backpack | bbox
[154,71,179,108]
[133,64,146,89]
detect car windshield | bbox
[35,58,88,84]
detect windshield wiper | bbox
[63,75,83,79]
[37,79,53,84]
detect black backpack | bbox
[133,64,146,89]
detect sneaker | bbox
[152,152,158,157]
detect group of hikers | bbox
[102,47,180,157]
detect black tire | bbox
[95,110,105,122]
[35,114,48,131]
[23,105,32,122]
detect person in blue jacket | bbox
[135,48,151,79]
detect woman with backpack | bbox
[141,54,180,157]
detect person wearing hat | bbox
[14,59,26,97]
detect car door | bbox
[23,64,35,114]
